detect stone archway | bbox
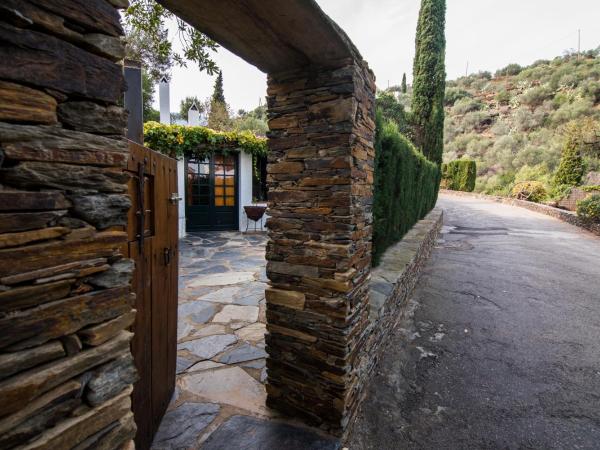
[158,0,376,434]
[0,1,374,448]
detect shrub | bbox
[511,181,547,202]
[376,91,411,136]
[451,97,484,115]
[441,159,476,192]
[372,112,440,265]
[520,85,552,108]
[495,63,523,77]
[576,194,600,222]
[495,89,511,105]
[445,87,471,106]
[554,122,587,186]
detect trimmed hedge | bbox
[441,159,476,192]
[372,112,440,265]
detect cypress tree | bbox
[554,122,586,187]
[401,73,407,93]
[211,70,226,104]
[412,0,446,165]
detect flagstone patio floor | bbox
[151,231,340,450]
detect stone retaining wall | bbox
[361,208,442,395]
[0,1,136,449]
[557,187,600,212]
[440,190,600,237]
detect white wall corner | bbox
[177,158,186,238]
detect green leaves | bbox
[143,122,268,160]
[123,0,218,81]
[576,194,600,222]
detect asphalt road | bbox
[348,194,600,450]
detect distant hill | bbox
[443,49,600,195]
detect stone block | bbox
[0,341,65,381]
[0,286,130,350]
[0,279,73,313]
[86,353,138,406]
[0,226,71,249]
[83,34,126,62]
[0,23,123,103]
[0,258,108,286]
[265,288,305,310]
[72,411,136,450]
[0,123,128,167]
[0,190,70,212]
[0,210,67,234]
[0,331,132,417]
[88,259,134,288]
[268,261,319,278]
[0,80,57,124]
[78,309,136,346]
[0,231,126,278]
[0,161,129,194]
[19,387,132,450]
[61,334,83,356]
[58,101,127,134]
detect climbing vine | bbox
[143,122,268,159]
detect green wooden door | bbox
[185,154,238,231]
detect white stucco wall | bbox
[238,152,268,232]
[177,158,186,238]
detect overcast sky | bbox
[158,0,600,114]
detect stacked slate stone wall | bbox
[264,58,376,435]
[0,1,137,449]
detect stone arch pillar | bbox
[264,61,375,433]
[157,0,376,435]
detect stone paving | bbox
[152,232,340,450]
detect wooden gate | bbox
[125,141,179,450]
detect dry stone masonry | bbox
[0,1,136,449]
[264,59,376,435]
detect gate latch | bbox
[164,247,172,266]
[169,193,182,204]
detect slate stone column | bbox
[0,1,137,449]
[265,58,376,435]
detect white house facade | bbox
[159,79,267,238]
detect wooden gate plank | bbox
[126,141,177,450]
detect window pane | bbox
[225,177,234,186]
[215,197,225,206]
[225,187,234,196]
[225,197,235,206]
[215,187,224,196]
[199,163,209,175]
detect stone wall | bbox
[362,208,443,387]
[264,58,376,435]
[557,187,600,212]
[0,1,136,449]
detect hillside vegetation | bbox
[443,50,600,196]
